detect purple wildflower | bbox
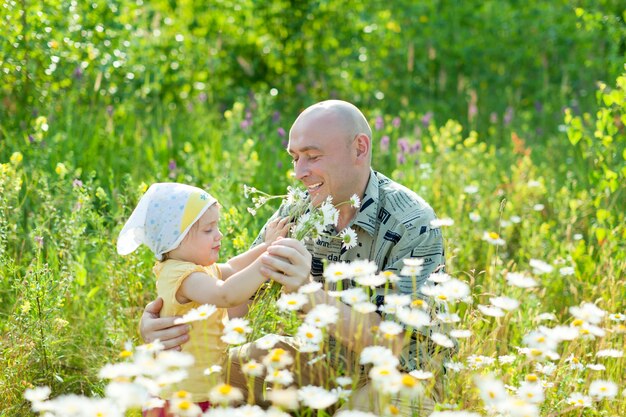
[34,236,44,247]
[72,179,83,188]
[73,66,83,80]
[504,106,514,126]
[272,111,281,123]
[421,111,433,128]
[277,127,286,137]
[409,140,422,154]
[168,159,177,171]
[375,116,384,131]
[398,138,409,153]
[490,112,498,124]
[392,117,401,128]
[380,135,390,152]
[397,152,406,165]
[198,92,207,103]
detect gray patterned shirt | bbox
[254,169,445,297]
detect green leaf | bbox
[595,227,607,242]
[86,286,100,299]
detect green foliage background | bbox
[0,0,625,415]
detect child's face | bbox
[175,204,222,266]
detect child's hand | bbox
[264,217,291,244]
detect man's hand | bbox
[140,297,190,350]
[260,238,312,292]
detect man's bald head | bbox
[291,100,372,149]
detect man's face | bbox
[287,112,360,207]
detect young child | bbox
[117,183,290,415]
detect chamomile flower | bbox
[381,294,412,314]
[450,329,472,338]
[482,231,505,246]
[353,301,378,314]
[596,349,623,358]
[354,273,387,287]
[339,288,369,305]
[349,194,361,208]
[431,332,455,348]
[567,392,593,408]
[304,304,339,328]
[409,370,434,380]
[267,388,299,410]
[529,258,553,274]
[276,292,308,312]
[430,218,454,228]
[340,227,358,249]
[174,304,217,324]
[505,272,538,288]
[265,369,294,386]
[589,380,618,399]
[466,355,495,369]
[323,262,352,282]
[255,333,280,350]
[208,384,243,405]
[296,323,323,345]
[263,348,294,370]
[490,296,520,311]
[204,365,222,376]
[477,304,505,317]
[360,346,398,367]
[298,281,322,294]
[396,307,431,328]
[378,321,403,339]
[241,360,264,377]
[297,385,339,409]
[570,302,605,324]
[223,318,252,336]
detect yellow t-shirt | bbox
[154,259,228,402]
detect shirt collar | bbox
[351,169,379,236]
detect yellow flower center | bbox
[287,300,297,305]
[306,332,314,339]
[488,232,500,239]
[119,350,132,359]
[387,405,400,415]
[178,401,191,410]
[234,327,245,334]
[176,390,188,398]
[530,349,542,357]
[334,271,344,276]
[219,385,232,395]
[412,300,424,307]
[437,295,448,300]
[525,374,538,382]
[401,375,416,387]
[572,319,584,326]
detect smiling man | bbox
[140,100,446,414]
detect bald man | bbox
[140,100,446,412]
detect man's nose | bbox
[294,159,309,180]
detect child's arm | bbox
[220,217,290,279]
[177,258,268,308]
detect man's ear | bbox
[354,133,371,163]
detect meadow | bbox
[1,1,625,416]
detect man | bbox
[141,100,446,412]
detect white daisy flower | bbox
[223,318,252,336]
[396,307,431,328]
[570,302,605,324]
[589,380,618,399]
[450,329,472,338]
[378,321,403,339]
[298,281,323,294]
[276,292,308,312]
[506,272,539,288]
[265,369,294,386]
[297,385,339,409]
[463,185,479,194]
[466,355,495,369]
[255,334,281,350]
[360,345,398,367]
[349,194,361,208]
[208,383,243,405]
[469,212,481,222]
[430,218,454,228]
[529,258,553,274]
[266,388,299,410]
[409,370,434,380]
[596,349,623,358]
[536,312,557,321]
[296,323,323,345]
[477,304,505,317]
[353,301,378,314]
[263,348,294,370]
[340,227,358,250]
[204,365,222,376]
[241,360,265,377]
[490,296,520,311]
[339,288,369,305]
[323,262,352,282]
[566,392,593,408]
[431,332,455,348]
[482,231,505,246]
[304,304,339,328]
[587,363,606,371]
[24,386,51,403]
